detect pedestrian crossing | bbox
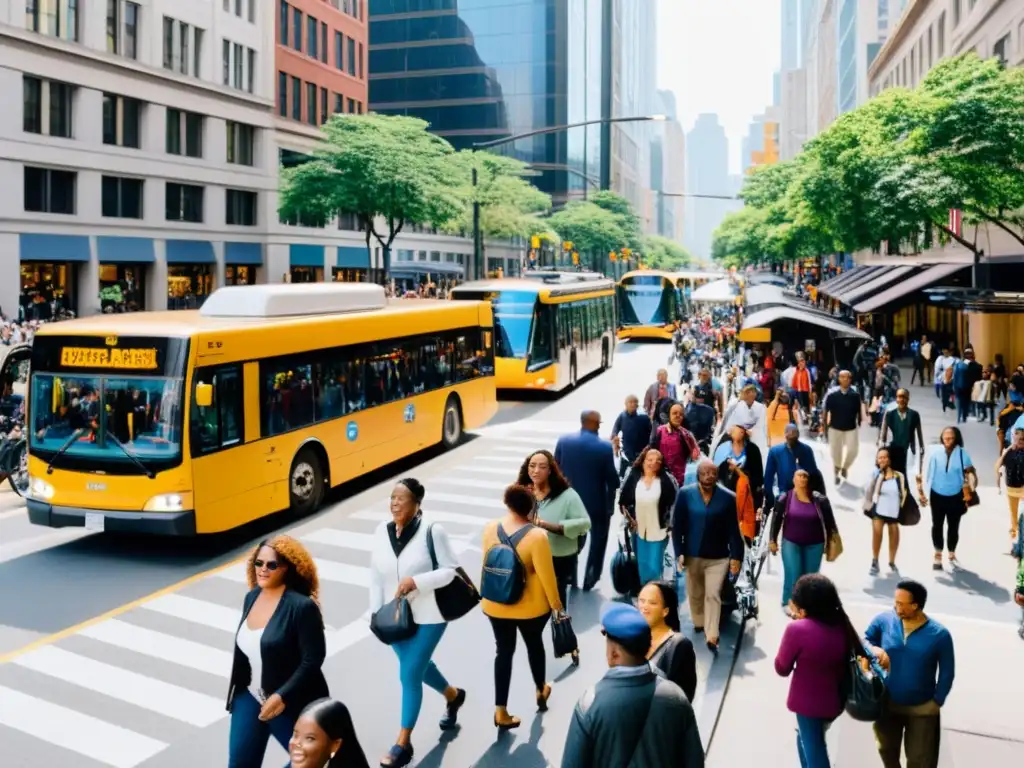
[0,426,566,768]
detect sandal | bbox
[438,688,465,730]
[536,683,552,712]
[494,711,521,730]
[380,744,414,768]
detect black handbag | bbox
[551,590,578,658]
[843,652,888,722]
[426,524,480,621]
[610,525,641,597]
[370,596,417,645]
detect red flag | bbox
[948,209,963,237]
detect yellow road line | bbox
[0,556,246,665]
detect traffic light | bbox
[563,241,573,252]
[531,235,541,249]
[571,251,579,265]
[609,251,618,262]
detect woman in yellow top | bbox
[481,484,563,730]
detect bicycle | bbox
[0,421,28,497]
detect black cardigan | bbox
[226,587,329,713]
[618,469,677,532]
[650,632,698,703]
[769,490,838,545]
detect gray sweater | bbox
[561,667,704,768]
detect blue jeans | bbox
[228,690,294,768]
[955,390,972,423]
[780,539,825,607]
[796,714,832,768]
[392,622,450,729]
[633,533,668,586]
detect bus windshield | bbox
[619,276,674,325]
[30,374,184,463]
[490,291,537,359]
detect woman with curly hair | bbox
[228,535,329,768]
[516,449,590,610]
[618,448,677,586]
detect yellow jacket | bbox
[480,520,563,619]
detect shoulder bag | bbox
[550,591,578,660]
[814,495,844,562]
[426,523,480,622]
[960,448,980,509]
[369,534,418,645]
[844,646,888,722]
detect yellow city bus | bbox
[20,284,497,535]
[616,269,683,341]
[450,273,616,391]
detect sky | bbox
[657,0,781,174]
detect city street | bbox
[0,342,740,768]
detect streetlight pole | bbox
[470,115,667,280]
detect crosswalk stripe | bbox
[326,619,373,657]
[457,464,518,477]
[215,558,371,588]
[492,423,579,435]
[430,477,507,491]
[459,454,523,465]
[483,436,552,448]
[304,527,475,555]
[0,685,168,768]
[13,646,226,727]
[352,508,492,527]
[141,593,240,633]
[486,445,534,454]
[79,619,232,678]
[421,490,505,509]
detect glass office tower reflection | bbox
[369,0,604,204]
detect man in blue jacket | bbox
[556,410,621,590]
[609,394,652,479]
[763,423,820,508]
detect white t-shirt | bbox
[235,623,265,702]
[634,479,666,542]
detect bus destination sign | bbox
[59,347,160,370]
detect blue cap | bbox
[600,603,651,644]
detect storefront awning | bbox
[817,266,872,296]
[854,264,968,313]
[19,234,91,262]
[96,236,155,263]
[832,265,915,305]
[691,278,737,302]
[336,246,370,269]
[391,261,463,277]
[166,240,215,264]
[225,242,263,265]
[290,244,325,268]
[742,306,871,340]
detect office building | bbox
[782,0,802,69]
[368,0,605,207]
[1,0,277,317]
[651,90,685,243]
[779,68,808,159]
[683,113,732,260]
[837,0,882,114]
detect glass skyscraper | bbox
[368,0,605,203]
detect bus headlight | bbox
[29,477,55,500]
[143,493,193,512]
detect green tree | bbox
[590,190,644,250]
[444,151,552,240]
[712,206,772,265]
[642,235,693,270]
[278,113,465,278]
[547,201,629,263]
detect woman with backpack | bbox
[480,484,563,730]
[367,479,467,768]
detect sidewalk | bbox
[707,370,1024,767]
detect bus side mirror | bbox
[195,383,213,408]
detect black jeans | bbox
[930,490,966,552]
[582,518,611,589]
[552,554,576,608]
[488,613,550,707]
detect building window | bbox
[320,22,328,64]
[278,71,287,116]
[320,87,328,124]
[163,16,203,76]
[179,22,190,75]
[194,29,203,78]
[23,76,42,134]
[952,0,961,27]
[347,97,355,114]
[347,37,356,76]
[26,0,39,31]
[279,1,288,45]
[937,12,945,57]
[162,16,173,68]
[107,1,139,57]
[334,93,343,114]
[306,83,317,124]
[234,0,242,16]
[338,210,359,230]
[248,0,255,23]
[292,8,302,51]
[357,101,363,114]
[165,182,204,222]
[993,34,1010,67]
[49,81,74,139]
[24,166,76,214]
[335,31,343,69]
[222,39,230,85]
[247,48,256,93]
[233,42,243,89]
[291,75,301,120]
[101,176,144,219]
[307,16,318,60]
[226,189,257,226]
[26,0,78,40]
[166,109,203,157]
[102,94,141,148]
[226,121,255,166]
[358,43,363,79]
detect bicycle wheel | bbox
[6,440,28,497]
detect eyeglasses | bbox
[253,559,280,571]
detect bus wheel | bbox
[441,396,463,449]
[289,448,324,516]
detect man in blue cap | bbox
[555,410,620,590]
[561,603,704,768]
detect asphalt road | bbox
[1,342,745,768]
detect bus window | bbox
[190,365,243,456]
[490,291,536,360]
[528,303,554,368]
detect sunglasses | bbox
[253,559,281,571]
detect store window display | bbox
[98,264,145,312]
[168,264,214,309]
[19,262,75,321]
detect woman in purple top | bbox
[769,469,839,611]
[775,573,858,768]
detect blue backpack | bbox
[481,524,534,604]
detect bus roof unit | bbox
[199,283,388,318]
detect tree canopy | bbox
[547,201,628,258]
[643,235,693,270]
[711,53,1024,268]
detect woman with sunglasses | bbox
[228,535,329,768]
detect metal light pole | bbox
[472,166,482,279]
